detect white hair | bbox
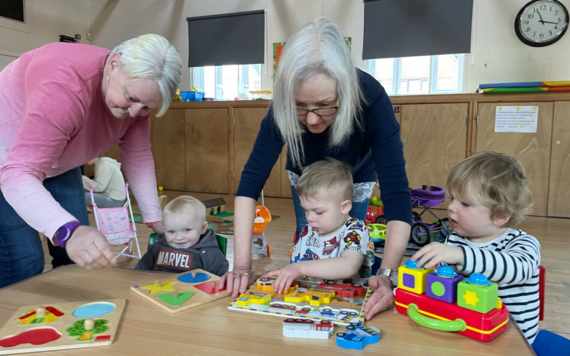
[273,17,364,169]
[111,34,182,117]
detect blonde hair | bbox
[273,17,364,169]
[110,34,182,117]
[163,196,206,224]
[296,158,353,201]
[447,151,532,227]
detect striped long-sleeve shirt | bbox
[445,228,541,344]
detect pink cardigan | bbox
[0,43,161,240]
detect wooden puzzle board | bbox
[228,278,372,326]
[0,298,125,355]
[131,269,230,313]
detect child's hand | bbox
[411,242,463,269]
[264,264,303,294]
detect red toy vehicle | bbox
[318,281,366,298]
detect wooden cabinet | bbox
[548,101,570,217]
[401,103,468,208]
[150,109,185,191]
[185,108,230,194]
[233,108,282,197]
[475,102,554,217]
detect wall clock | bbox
[515,0,569,47]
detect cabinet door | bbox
[548,101,570,217]
[476,102,553,216]
[185,108,229,194]
[234,108,281,197]
[150,109,186,190]
[401,103,468,208]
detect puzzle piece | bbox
[157,292,195,307]
[141,281,177,294]
[193,281,226,295]
[336,325,380,350]
[177,272,210,284]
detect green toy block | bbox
[457,280,498,314]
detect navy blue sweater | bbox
[236,70,412,225]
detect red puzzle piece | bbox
[193,281,226,295]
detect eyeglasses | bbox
[296,106,338,117]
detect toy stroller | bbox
[252,190,272,258]
[409,185,452,247]
[90,184,141,259]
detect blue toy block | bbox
[533,330,570,356]
[336,325,380,350]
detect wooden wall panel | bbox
[150,109,186,190]
[476,102,553,217]
[185,108,229,194]
[548,102,570,217]
[401,103,469,209]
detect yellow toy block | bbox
[398,262,433,295]
[284,288,335,306]
[236,293,271,307]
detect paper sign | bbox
[494,106,538,133]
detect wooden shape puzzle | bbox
[0,299,125,354]
[228,276,371,326]
[131,269,230,313]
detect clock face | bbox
[515,0,569,46]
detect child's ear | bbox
[493,215,510,228]
[201,222,208,234]
[341,200,352,215]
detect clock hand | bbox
[542,20,560,24]
[537,10,545,24]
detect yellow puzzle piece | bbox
[141,281,177,294]
[284,288,335,306]
[237,293,271,307]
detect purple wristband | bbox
[54,221,81,249]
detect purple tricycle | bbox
[409,185,452,247]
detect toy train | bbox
[394,260,509,342]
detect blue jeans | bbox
[0,167,88,288]
[291,185,371,237]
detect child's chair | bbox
[90,184,141,260]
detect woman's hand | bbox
[151,221,165,234]
[65,226,117,269]
[216,266,258,298]
[363,275,394,320]
[264,264,303,294]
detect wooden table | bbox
[0,266,535,355]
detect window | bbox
[366,54,464,95]
[191,64,262,101]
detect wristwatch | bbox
[54,221,81,249]
[377,268,398,287]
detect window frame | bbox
[367,54,465,96]
[190,64,263,101]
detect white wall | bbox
[465,0,570,91]
[0,0,89,69]
[85,0,569,92]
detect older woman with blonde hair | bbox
[0,34,182,287]
[218,17,413,319]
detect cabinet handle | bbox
[556,140,561,144]
[402,139,407,143]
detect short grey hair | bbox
[111,34,182,117]
[273,17,364,169]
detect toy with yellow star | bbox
[141,281,177,294]
[457,273,498,314]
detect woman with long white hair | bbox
[218,18,412,319]
[0,34,182,287]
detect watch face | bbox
[515,0,569,47]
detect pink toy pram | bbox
[90,184,141,259]
[409,185,451,247]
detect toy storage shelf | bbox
[93,93,569,218]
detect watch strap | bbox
[54,221,81,249]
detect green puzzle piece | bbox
[157,292,195,307]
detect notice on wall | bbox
[494,106,538,133]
